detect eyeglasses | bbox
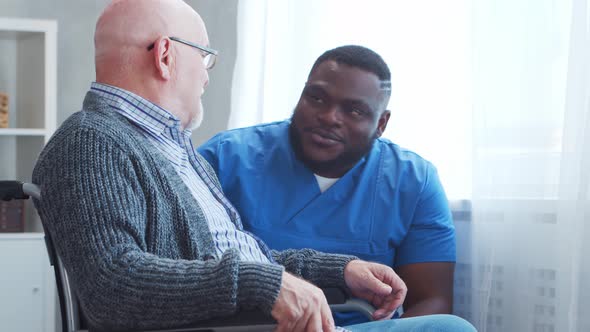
[147,36,218,70]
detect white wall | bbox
[0,0,238,145]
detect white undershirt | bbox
[314,174,340,193]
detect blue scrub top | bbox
[198,120,456,324]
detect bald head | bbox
[95,0,205,81]
[94,0,211,129]
[95,0,204,56]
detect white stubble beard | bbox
[187,99,204,130]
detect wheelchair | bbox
[0,181,375,332]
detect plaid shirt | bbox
[90,82,271,263]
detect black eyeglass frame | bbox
[147,36,218,68]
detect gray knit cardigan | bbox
[33,91,355,331]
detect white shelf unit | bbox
[0,233,57,332]
[0,128,49,136]
[0,17,57,332]
[0,17,56,233]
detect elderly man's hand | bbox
[271,272,335,332]
[344,260,407,320]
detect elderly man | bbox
[199,45,461,327]
[31,1,415,331]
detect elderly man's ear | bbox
[153,37,173,80]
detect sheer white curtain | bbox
[230,0,472,198]
[469,0,590,331]
[230,0,590,330]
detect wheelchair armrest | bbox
[330,298,376,321]
[142,310,275,332]
[323,287,376,319]
[322,287,348,304]
[0,181,28,201]
[132,288,375,332]
[0,181,41,201]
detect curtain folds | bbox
[231,1,589,330]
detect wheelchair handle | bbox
[0,181,41,201]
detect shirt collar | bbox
[89,82,188,137]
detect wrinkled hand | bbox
[271,272,335,332]
[344,260,407,320]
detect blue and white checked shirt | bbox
[90,82,271,263]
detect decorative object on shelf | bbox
[0,92,8,128]
[0,200,24,232]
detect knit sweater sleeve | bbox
[32,126,283,331]
[272,249,358,290]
